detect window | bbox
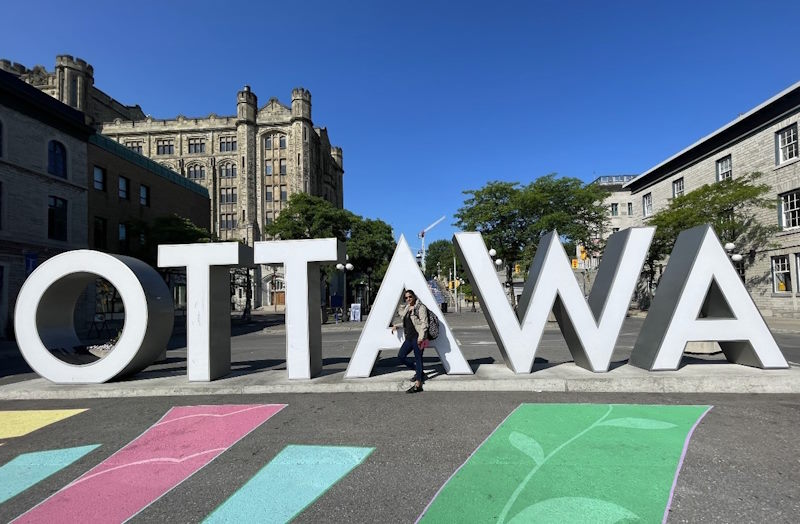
[610,203,619,216]
[47,196,67,241]
[265,135,273,149]
[125,141,143,154]
[279,158,287,175]
[219,163,237,178]
[47,140,67,178]
[0,119,3,157]
[280,185,287,202]
[0,181,3,230]
[119,223,128,251]
[642,193,653,217]
[220,187,237,204]
[187,165,205,180]
[279,135,286,149]
[265,212,273,224]
[265,186,273,202]
[627,202,633,216]
[140,184,150,206]
[219,136,237,152]
[220,213,237,230]
[716,155,732,181]
[780,189,800,230]
[265,162,273,175]
[188,138,205,154]
[93,217,107,249]
[772,255,792,293]
[156,139,174,155]
[93,166,106,191]
[777,124,798,164]
[672,177,684,198]
[303,126,307,142]
[119,176,129,200]
[612,227,620,233]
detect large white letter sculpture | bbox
[15,250,174,383]
[630,225,787,370]
[158,242,253,381]
[454,227,654,373]
[345,235,472,378]
[254,238,344,379]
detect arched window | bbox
[187,164,205,180]
[48,140,67,178]
[219,163,237,178]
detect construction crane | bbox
[419,215,446,273]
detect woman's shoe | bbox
[406,384,423,394]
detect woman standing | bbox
[391,289,428,393]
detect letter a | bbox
[630,225,787,370]
[345,235,471,378]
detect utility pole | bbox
[418,215,445,273]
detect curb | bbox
[1,363,798,399]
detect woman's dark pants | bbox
[398,337,424,382]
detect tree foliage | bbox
[455,175,609,304]
[265,193,356,242]
[424,239,455,280]
[347,218,396,285]
[128,214,215,266]
[643,172,777,291]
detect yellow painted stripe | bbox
[0,410,87,439]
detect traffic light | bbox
[580,246,587,260]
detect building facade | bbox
[0,69,211,338]
[0,55,145,125]
[0,69,93,338]
[624,80,800,319]
[98,86,344,246]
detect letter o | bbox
[14,250,174,383]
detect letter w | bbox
[454,228,654,373]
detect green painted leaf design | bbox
[598,417,677,430]
[508,496,639,524]
[509,431,544,464]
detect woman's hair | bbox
[404,289,417,299]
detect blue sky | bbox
[3,0,799,249]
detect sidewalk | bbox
[1,309,798,399]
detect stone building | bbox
[623,79,800,319]
[0,68,93,338]
[593,175,639,236]
[0,69,210,338]
[3,56,345,308]
[0,55,145,125]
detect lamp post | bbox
[488,248,505,304]
[336,260,354,320]
[724,242,744,281]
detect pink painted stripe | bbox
[14,404,285,524]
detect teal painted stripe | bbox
[0,445,100,504]
[205,445,373,523]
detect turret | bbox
[55,55,94,112]
[291,87,311,120]
[331,146,343,171]
[237,85,257,124]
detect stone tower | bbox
[236,85,258,239]
[54,55,94,112]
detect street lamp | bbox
[336,260,354,320]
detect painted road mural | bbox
[0,404,709,522]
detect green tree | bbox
[642,172,777,299]
[347,217,396,309]
[265,193,356,241]
[455,175,609,306]
[128,214,215,266]
[424,239,455,280]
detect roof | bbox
[625,79,800,193]
[0,68,94,138]
[89,134,210,199]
